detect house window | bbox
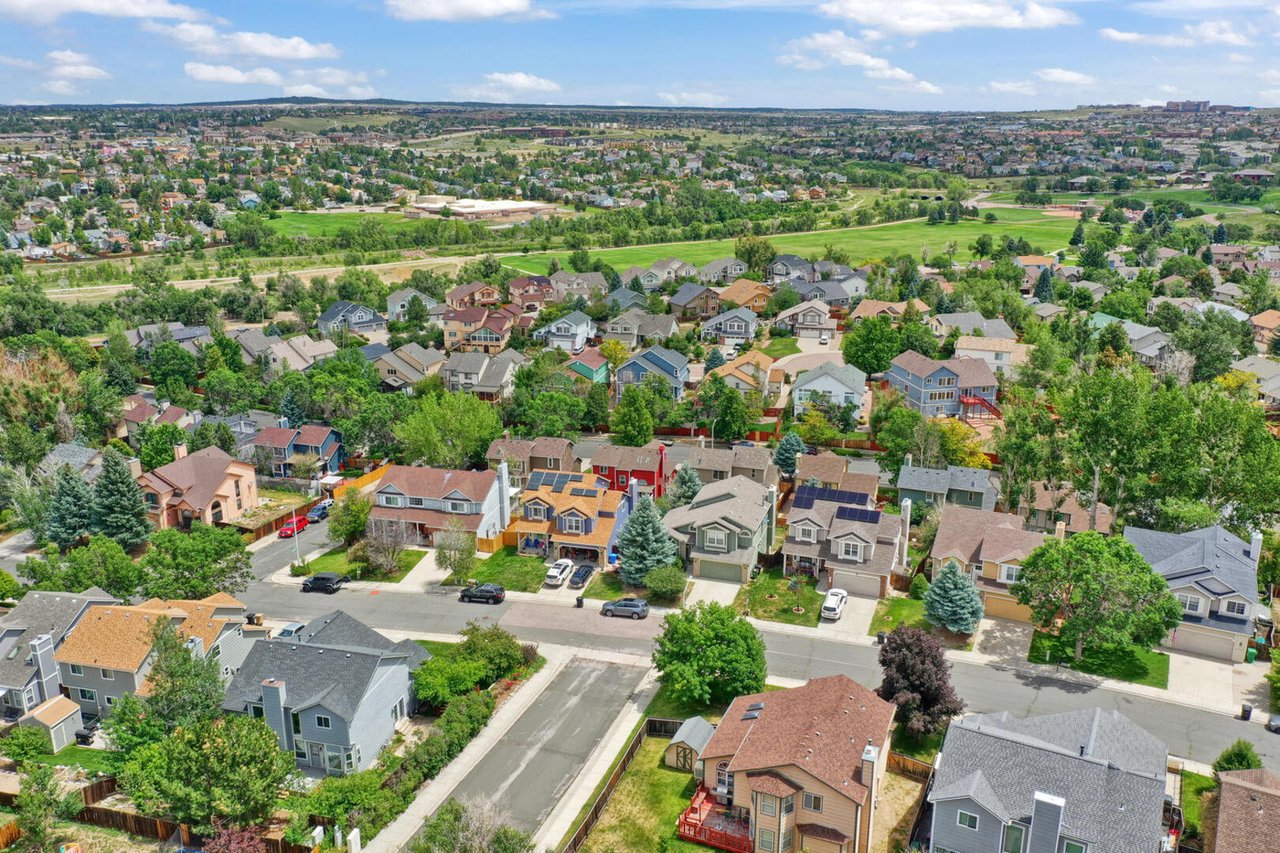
[381,495,402,507]
[841,541,861,561]
[716,761,731,789]
[618,474,628,486]
[998,564,1020,584]
[78,688,96,703]
[1002,824,1025,853]
[100,669,114,680]
[526,504,545,521]
[251,705,265,719]
[1064,843,1087,853]
[803,792,822,812]
[104,696,115,707]
[706,529,727,550]
[794,525,815,543]
[291,712,301,735]
[316,715,331,729]
[781,827,793,851]
[69,664,83,676]
[294,740,307,760]
[446,500,468,514]
[408,497,425,508]
[760,794,776,816]
[326,751,343,773]
[758,828,776,852]
[1176,593,1202,613]
[1225,600,1248,616]
[563,516,584,534]
[957,811,979,831]
[782,795,794,815]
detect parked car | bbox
[732,440,755,448]
[602,597,649,619]
[819,333,831,345]
[820,588,848,621]
[306,501,333,522]
[803,444,820,455]
[569,563,596,589]
[275,621,305,638]
[460,583,506,605]
[545,559,574,587]
[302,572,349,594]
[278,516,309,538]
[1267,714,1280,734]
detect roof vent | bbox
[317,649,324,654]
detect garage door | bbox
[983,593,1033,623]
[837,571,882,598]
[1166,625,1240,661]
[698,560,744,582]
[797,327,820,338]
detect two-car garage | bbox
[695,559,748,584]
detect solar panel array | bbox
[834,505,881,523]
[569,487,599,498]
[792,484,872,509]
[526,471,584,492]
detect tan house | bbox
[848,298,929,323]
[952,335,1032,376]
[929,504,1052,622]
[710,350,780,398]
[1023,482,1113,535]
[679,674,895,853]
[486,437,575,490]
[441,307,514,353]
[719,279,772,313]
[1251,309,1280,349]
[137,445,258,530]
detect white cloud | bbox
[47,49,109,79]
[1102,19,1250,47]
[384,0,551,20]
[0,55,40,70]
[1184,20,1251,46]
[143,22,340,60]
[458,70,561,101]
[1036,67,1095,85]
[0,0,200,24]
[987,80,1037,95]
[42,79,78,95]
[283,83,329,97]
[281,67,378,99]
[656,90,727,107]
[184,62,282,85]
[1099,27,1192,46]
[1132,0,1273,16]
[778,30,941,93]
[1228,52,1251,62]
[816,0,1076,35]
[1258,69,1280,84]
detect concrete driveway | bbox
[687,578,742,607]
[444,658,649,833]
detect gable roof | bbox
[55,594,243,672]
[1123,525,1259,605]
[621,346,688,382]
[0,589,118,687]
[375,465,497,502]
[932,504,1047,565]
[793,361,867,393]
[896,463,998,511]
[588,441,665,473]
[671,282,713,307]
[891,351,997,388]
[672,715,717,755]
[137,446,248,511]
[933,311,1016,340]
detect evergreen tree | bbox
[92,448,152,551]
[46,465,94,549]
[1213,222,1229,245]
[1069,220,1085,247]
[1033,267,1055,304]
[923,564,985,635]
[669,465,702,507]
[617,495,677,586]
[280,390,306,428]
[611,385,654,447]
[877,626,965,737]
[705,347,726,370]
[774,431,806,477]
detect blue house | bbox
[251,424,345,477]
[700,307,759,347]
[510,470,635,565]
[616,345,690,400]
[886,351,998,418]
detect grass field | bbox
[505,208,1080,275]
[869,597,931,636]
[302,546,426,582]
[1181,770,1216,837]
[261,113,406,132]
[578,735,705,853]
[29,745,115,775]
[735,568,824,627]
[760,336,801,358]
[453,547,548,592]
[266,211,420,237]
[985,186,1280,217]
[1029,631,1170,688]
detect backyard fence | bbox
[888,752,935,783]
[333,464,391,499]
[234,496,324,544]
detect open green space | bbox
[414,638,461,657]
[505,208,1081,276]
[577,735,704,853]
[28,745,116,775]
[1028,630,1169,689]
[266,211,420,237]
[984,186,1280,218]
[734,567,824,627]
[301,546,425,582]
[760,336,801,358]
[869,597,930,636]
[261,113,406,132]
[1180,770,1216,837]
[451,546,548,592]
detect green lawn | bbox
[303,546,425,583]
[579,735,706,853]
[451,547,548,592]
[760,336,801,358]
[414,639,460,657]
[892,723,944,763]
[505,208,1081,276]
[266,211,420,237]
[28,745,116,775]
[1181,770,1216,837]
[1028,631,1170,689]
[735,567,824,627]
[869,597,931,636]
[583,570,630,601]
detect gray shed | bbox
[664,715,716,771]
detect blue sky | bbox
[0,0,1277,110]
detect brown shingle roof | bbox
[137,446,248,511]
[1212,769,1280,853]
[55,594,243,671]
[375,465,496,502]
[932,504,1047,565]
[21,695,80,727]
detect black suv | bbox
[602,597,649,619]
[568,564,596,589]
[459,583,506,604]
[302,572,350,594]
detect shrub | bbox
[520,643,539,667]
[289,563,310,577]
[644,565,687,602]
[1213,739,1262,779]
[1,727,52,767]
[909,573,930,600]
[412,656,489,710]
[456,622,523,685]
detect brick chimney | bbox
[1054,520,1066,542]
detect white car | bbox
[820,588,848,621]
[545,559,575,587]
[819,333,831,345]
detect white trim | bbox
[957,810,979,831]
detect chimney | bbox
[278,415,290,429]
[260,678,289,751]
[173,443,188,461]
[127,456,143,479]
[860,743,879,788]
[1055,520,1067,542]
[29,634,58,706]
[1028,792,1066,853]
[766,484,778,550]
[1250,531,1264,563]
[899,497,912,567]
[497,460,512,529]
[903,452,913,469]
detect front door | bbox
[309,742,324,768]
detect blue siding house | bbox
[886,351,998,418]
[250,424,345,477]
[616,345,690,400]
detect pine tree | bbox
[617,495,678,587]
[92,448,152,551]
[705,347,726,370]
[923,564,985,635]
[774,431,806,477]
[1213,222,1229,245]
[46,465,93,549]
[669,465,702,507]
[280,390,306,428]
[1033,267,1055,304]
[611,386,654,447]
[1069,220,1085,247]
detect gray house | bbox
[0,589,116,719]
[791,362,867,418]
[224,611,428,775]
[317,300,387,337]
[700,307,759,348]
[533,310,597,352]
[896,460,1000,512]
[928,708,1168,853]
[663,476,777,584]
[604,308,679,349]
[386,287,436,323]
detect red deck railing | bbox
[677,786,754,853]
[960,394,1002,419]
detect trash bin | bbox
[575,596,584,609]
[1242,703,1253,721]
[1247,647,1258,663]
[877,631,887,645]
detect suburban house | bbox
[510,276,558,312]
[848,298,929,323]
[795,454,880,496]
[250,424,344,478]
[1013,254,1057,277]
[441,306,516,354]
[793,277,865,309]
[671,282,722,320]
[223,610,428,776]
[700,307,759,348]
[533,310,597,352]
[230,328,338,376]
[439,350,527,401]
[775,299,837,339]
[651,257,700,282]
[895,460,1000,512]
[791,362,867,418]
[566,347,610,384]
[1206,769,1280,853]
[680,674,895,853]
[719,278,771,313]
[445,280,503,309]
[620,265,664,292]
[769,254,814,283]
[684,445,778,489]
[508,470,634,564]
[119,322,213,355]
[604,308,680,349]
[711,351,780,398]
[928,708,1169,853]
[486,436,575,490]
[0,589,117,720]
[1023,482,1114,535]
[927,311,1016,340]
[1123,525,1261,662]
[551,270,608,301]
[1087,313,1171,367]
[37,443,109,484]
[1209,244,1249,266]
[57,594,261,718]
[372,342,446,391]
[588,441,668,498]
[699,257,748,284]
[616,346,690,400]
[663,476,777,583]
[607,289,648,312]
[385,287,436,322]
[316,301,386,338]
[368,464,512,546]
[1233,354,1280,408]
[952,336,1032,376]
[886,351,999,418]
[782,484,902,598]
[929,504,1050,622]
[137,445,258,530]
[1250,309,1280,349]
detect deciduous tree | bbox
[653,603,766,706]
[876,626,964,737]
[611,385,654,447]
[140,522,253,599]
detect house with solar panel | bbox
[507,470,635,565]
[782,484,907,598]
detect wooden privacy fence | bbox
[235,496,323,544]
[333,464,391,499]
[0,822,19,849]
[888,752,935,783]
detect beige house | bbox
[137,445,258,530]
[679,675,895,853]
[929,504,1052,622]
[952,335,1032,376]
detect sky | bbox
[0,0,1279,110]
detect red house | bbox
[590,441,667,499]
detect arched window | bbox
[211,501,224,523]
[717,761,732,791]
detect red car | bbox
[278,517,309,538]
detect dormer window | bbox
[705,529,727,550]
[526,504,545,521]
[794,525,815,543]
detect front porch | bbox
[677,785,753,853]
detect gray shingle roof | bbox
[1123,525,1259,605]
[0,589,118,690]
[793,362,867,394]
[896,464,998,511]
[673,715,716,756]
[670,282,711,307]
